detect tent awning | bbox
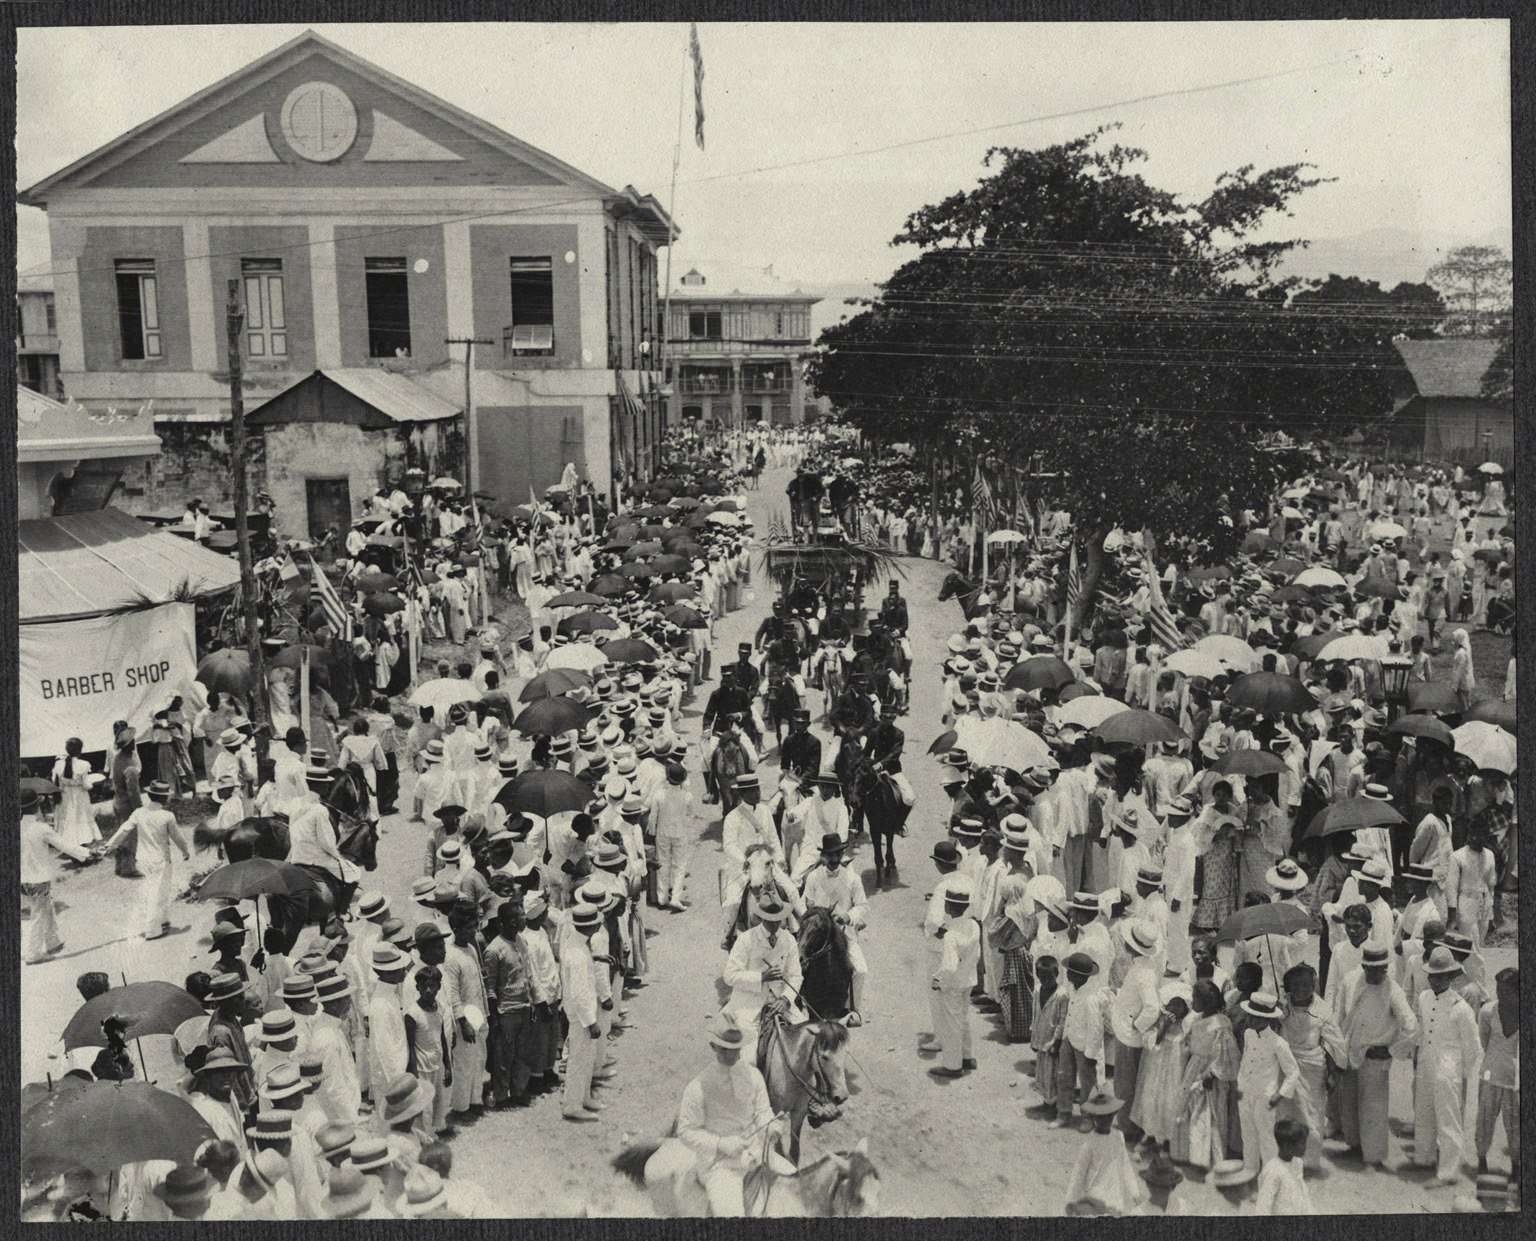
[18,507,241,624]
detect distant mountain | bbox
[1275,227,1514,288]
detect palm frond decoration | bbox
[757,540,906,593]
[94,576,203,619]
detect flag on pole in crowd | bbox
[1142,531,1189,651]
[277,550,301,585]
[1065,538,1082,626]
[972,460,997,533]
[308,556,352,640]
[690,23,706,149]
[402,530,428,592]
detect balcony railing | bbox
[17,332,60,352]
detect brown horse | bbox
[758,1002,851,1164]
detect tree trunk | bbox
[928,431,941,551]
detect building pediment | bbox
[19,30,616,205]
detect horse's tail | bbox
[611,1138,664,1187]
[193,820,238,851]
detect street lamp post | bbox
[1379,645,1413,722]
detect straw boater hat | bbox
[1353,858,1392,889]
[1265,857,1309,893]
[255,1008,299,1046]
[370,944,412,978]
[1120,918,1163,957]
[1239,989,1284,1021]
[1164,795,1194,819]
[261,1060,307,1101]
[755,894,791,924]
[1069,891,1103,917]
[571,904,602,931]
[422,740,445,765]
[357,891,389,921]
[952,818,984,843]
[1211,1157,1257,1189]
[316,973,352,1004]
[410,877,438,907]
[1402,861,1435,885]
[206,972,250,1004]
[1080,1088,1124,1117]
[194,1047,247,1077]
[1135,864,1164,890]
[347,1136,390,1173]
[248,1110,294,1145]
[153,1165,214,1210]
[316,1121,354,1162]
[709,1013,749,1050]
[1361,940,1390,969]
[943,875,975,911]
[1362,782,1392,801]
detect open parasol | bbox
[1211,749,1290,777]
[1224,671,1317,715]
[1002,656,1074,693]
[493,769,592,818]
[1054,696,1131,731]
[196,649,253,695]
[1192,635,1259,671]
[1450,721,1516,774]
[1303,795,1405,840]
[22,1081,218,1178]
[1093,710,1185,748]
[1389,713,1455,748]
[512,696,592,736]
[62,982,206,1051]
[519,669,593,702]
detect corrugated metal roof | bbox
[318,369,462,422]
[18,507,241,623]
[1392,339,1502,399]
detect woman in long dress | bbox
[1450,628,1477,711]
[1173,979,1241,1167]
[52,737,99,849]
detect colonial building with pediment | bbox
[19,29,673,538]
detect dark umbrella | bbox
[928,728,958,755]
[606,522,641,541]
[664,604,708,629]
[622,541,664,560]
[1269,557,1306,578]
[649,581,698,604]
[1353,577,1402,600]
[1186,564,1234,584]
[1057,681,1100,702]
[589,574,629,598]
[195,858,321,903]
[1303,795,1406,840]
[1212,749,1290,777]
[1407,682,1461,715]
[196,649,253,695]
[22,775,60,797]
[549,591,608,609]
[559,610,620,637]
[1093,710,1185,747]
[1389,713,1455,747]
[268,643,331,672]
[493,769,593,818]
[618,562,654,579]
[649,554,691,576]
[363,592,404,617]
[1215,901,1313,944]
[669,496,701,510]
[356,569,399,593]
[22,1081,217,1178]
[634,505,672,520]
[519,669,593,701]
[683,511,711,529]
[1463,698,1516,730]
[1289,633,1336,661]
[601,638,659,664]
[62,982,205,1051]
[1002,656,1074,693]
[512,697,592,736]
[1267,585,1317,605]
[1224,671,1316,715]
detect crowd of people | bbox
[19,422,1519,1218]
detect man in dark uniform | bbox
[755,601,793,651]
[702,664,760,749]
[779,709,822,782]
[728,642,762,700]
[879,580,909,632]
[787,580,819,622]
[863,713,905,772]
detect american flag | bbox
[402,531,429,592]
[309,557,352,639]
[1065,538,1082,625]
[972,460,998,534]
[1142,535,1189,651]
[690,23,706,150]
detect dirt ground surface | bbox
[21,462,1515,1217]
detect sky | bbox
[15,19,1512,320]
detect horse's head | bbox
[812,1020,851,1105]
[819,1138,879,1216]
[745,847,773,891]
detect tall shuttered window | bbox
[241,259,287,358]
[115,259,161,360]
[509,257,555,353]
[365,257,411,358]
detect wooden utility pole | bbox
[226,280,270,767]
[447,337,494,495]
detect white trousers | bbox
[1413,1054,1468,1180]
[562,1021,599,1115]
[138,861,175,939]
[934,985,972,1072]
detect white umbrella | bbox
[1281,487,1307,499]
[1193,635,1260,671]
[707,511,741,526]
[1055,696,1131,730]
[1293,566,1347,589]
[1315,634,1387,663]
[1451,721,1516,774]
[408,677,482,711]
[1478,462,1505,475]
[1369,520,1408,540]
[1162,649,1229,679]
[1281,506,1305,519]
[987,529,1028,545]
[544,645,609,672]
[953,717,1056,772]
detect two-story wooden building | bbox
[664,269,819,428]
[18,30,673,533]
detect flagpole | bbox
[659,29,687,441]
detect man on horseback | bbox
[780,710,822,783]
[878,580,908,632]
[287,760,361,927]
[673,1015,789,1217]
[723,895,804,1041]
[799,834,868,1027]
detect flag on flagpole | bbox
[689,23,706,150]
[277,550,301,585]
[308,556,352,640]
[1065,538,1082,627]
[1142,531,1189,651]
[971,460,997,533]
[402,531,428,592]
